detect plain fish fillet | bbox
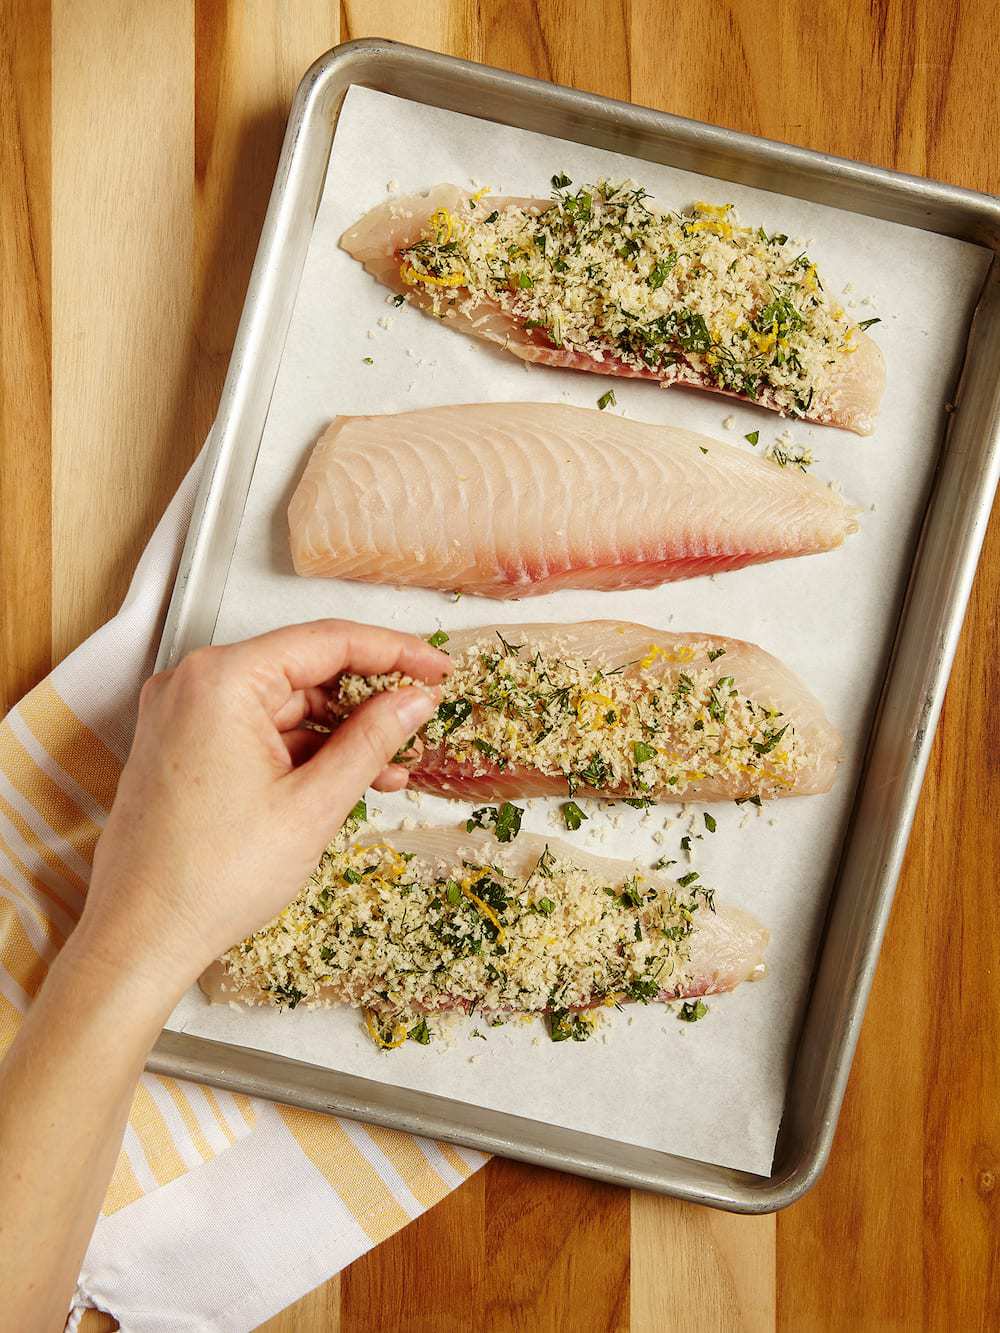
[201,829,769,1008]
[409,621,842,801]
[288,402,859,597]
[340,185,886,436]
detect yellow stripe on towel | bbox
[17,681,122,811]
[278,1105,411,1243]
[128,1082,192,1188]
[361,1123,451,1208]
[0,721,104,864]
[157,1076,217,1164]
[0,796,88,900]
[0,902,49,998]
[101,1148,146,1217]
[435,1141,476,1179]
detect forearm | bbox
[0,927,175,1332]
[0,621,445,1328]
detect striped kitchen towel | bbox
[0,457,485,1332]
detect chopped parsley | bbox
[426,630,449,648]
[433,697,472,734]
[619,878,644,909]
[346,798,367,828]
[408,1018,432,1045]
[626,975,660,1003]
[678,999,708,1022]
[752,724,788,756]
[562,800,588,831]
[549,1009,594,1042]
[648,253,677,289]
[269,982,305,1009]
[765,439,814,472]
[466,801,524,842]
[703,812,717,833]
[597,389,617,411]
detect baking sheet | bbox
[164,86,991,1176]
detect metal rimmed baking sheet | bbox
[150,39,1000,1211]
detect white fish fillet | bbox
[288,402,859,597]
[341,185,886,436]
[201,829,769,1014]
[408,620,842,801]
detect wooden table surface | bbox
[4,2,998,1329]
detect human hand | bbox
[73,620,449,1008]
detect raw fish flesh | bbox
[288,402,859,597]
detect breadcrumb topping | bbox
[398,178,871,421]
[219,838,715,1045]
[337,633,801,800]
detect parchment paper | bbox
[165,87,991,1176]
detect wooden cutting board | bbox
[3,1,997,1328]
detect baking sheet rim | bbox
[150,38,1000,1212]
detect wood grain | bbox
[0,0,51,715]
[194,0,338,445]
[632,1192,775,1333]
[340,1168,483,1333]
[5,2,999,1330]
[50,0,196,660]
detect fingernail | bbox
[395,685,439,730]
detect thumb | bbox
[287,685,439,825]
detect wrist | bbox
[54,917,187,1041]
